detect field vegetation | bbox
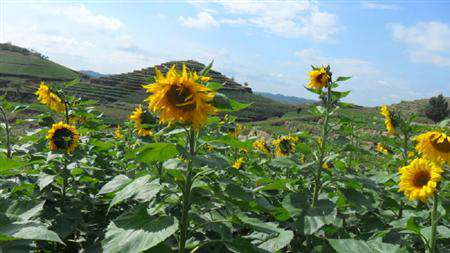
[0,63,449,253]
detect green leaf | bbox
[335,76,351,82]
[327,239,403,253]
[64,78,80,88]
[103,206,178,253]
[206,81,223,90]
[282,192,308,217]
[0,221,63,244]
[98,175,131,195]
[0,157,27,171]
[37,173,55,190]
[109,176,161,209]
[138,143,178,163]
[237,215,293,252]
[6,201,45,221]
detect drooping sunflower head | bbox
[272,136,299,157]
[232,157,245,169]
[253,139,271,154]
[46,122,80,153]
[129,105,155,137]
[415,131,450,164]
[379,105,400,135]
[143,64,217,129]
[398,158,443,202]
[35,82,65,113]
[308,67,331,90]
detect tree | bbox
[425,94,449,123]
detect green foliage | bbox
[425,94,449,123]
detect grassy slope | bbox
[0,50,78,80]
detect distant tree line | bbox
[0,42,48,60]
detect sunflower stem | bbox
[179,127,196,253]
[429,192,439,253]
[308,84,332,251]
[0,105,12,158]
[311,85,332,208]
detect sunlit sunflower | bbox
[376,143,389,154]
[129,105,155,137]
[35,82,65,113]
[114,125,124,140]
[272,136,299,157]
[232,157,245,169]
[46,122,80,153]
[308,67,330,90]
[322,162,331,170]
[398,158,443,202]
[253,139,271,154]
[143,64,217,129]
[415,131,450,164]
[380,105,395,135]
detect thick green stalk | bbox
[0,106,11,158]
[429,192,439,253]
[178,128,196,253]
[311,86,332,208]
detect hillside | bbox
[0,44,292,122]
[255,91,315,105]
[79,70,108,78]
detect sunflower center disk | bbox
[430,135,450,153]
[53,128,74,149]
[412,171,431,188]
[280,140,291,154]
[167,85,196,111]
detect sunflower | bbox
[232,157,245,169]
[253,139,271,154]
[415,131,450,164]
[272,136,299,157]
[46,122,80,153]
[114,125,124,140]
[380,105,396,135]
[376,143,389,154]
[308,67,330,90]
[398,158,443,202]
[35,82,65,113]
[143,64,217,129]
[322,162,331,170]
[129,105,155,137]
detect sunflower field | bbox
[0,63,449,253]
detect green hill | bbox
[0,43,292,122]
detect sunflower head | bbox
[253,139,271,154]
[379,105,400,135]
[35,82,65,113]
[415,131,450,164]
[272,136,299,157]
[143,64,217,129]
[232,157,245,169]
[46,122,80,153]
[398,158,443,202]
[376,143,389,154]
[129,105,155,137]
[114,125,124,140]
[308,67,331,90]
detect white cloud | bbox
[362,2,398,10]
[179,11,220,29]
[409,50,450,67]
[33,4,123,31]
[389,22,450,51]
[182,1,341,41]
[389,21,450,68]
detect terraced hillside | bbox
[0,44,293,122]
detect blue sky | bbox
[1,0,449,106]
